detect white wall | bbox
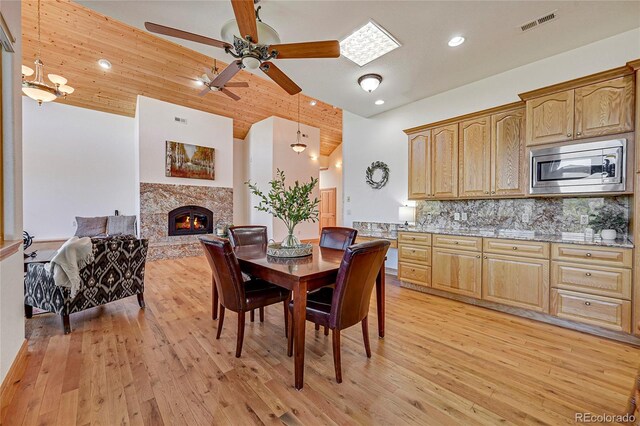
[232,138,247,225]
[272,116,321,241]
[136,96,234,188]
[22,100,136,239]
[319,144,343,226]
[245,116,321,241]
[343,28,640,227]
[0,0,24,384]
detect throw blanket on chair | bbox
[45,236,94,298]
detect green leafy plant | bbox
[589,204,626,233]
[246,169,319,247]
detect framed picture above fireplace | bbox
[165,141,215,180]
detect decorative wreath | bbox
[365,161,390,189]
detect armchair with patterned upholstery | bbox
[24,236,149,333]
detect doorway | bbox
[319,188,336,230]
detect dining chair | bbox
[287,240,390,383]
[315,226,359,335]
[228,225,268,322]
[319,227,358,250]
[200,237,291,358]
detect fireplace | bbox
[168,205,213,236]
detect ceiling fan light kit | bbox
[358,73,382,92]
[145,0,340,96]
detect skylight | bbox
[340,21,400,67]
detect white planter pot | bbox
[601,229,617,240]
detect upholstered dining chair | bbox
[319,227,358,250]
[228,225,268,322]
[287,240,390,383]
[315,226,359,335]
[200,237,290,358]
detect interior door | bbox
[319,188,337,231]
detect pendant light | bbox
[22,0,74,105]
[290,94,307,154]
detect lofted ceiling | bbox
[21,0,343,155]
[78,0,640,118]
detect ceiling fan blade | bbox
[210,60,243,87]
[221,88,241,101]
[270,41,340,59]
[198,87,211,97]
[224,82,249,88]
[145,22,230,49]
[202,67,216,81]
[230,0,258,43]
[176,75,201,82]
[259,62,301,95]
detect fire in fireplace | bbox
[168,205,213,236]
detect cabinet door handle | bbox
[454,241,459,244]
[491,191,496,194]
[576,132,581,136]
[585,253,592,257]
[584,301,591,306]
[567,133,572,137]
[484,191,489,194]
[483,256,488,259]
[512,246,518,250]
[476,255,480,258]
[585,272,592,276]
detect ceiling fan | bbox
[179,59,249,101]
[145,0,340,95]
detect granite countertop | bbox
[357,227,633,249]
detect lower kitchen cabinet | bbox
[551,289,631,333]
[431,248,482,298]
[398,262,431,287]
[482,254,550,313]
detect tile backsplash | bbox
[414,196,630,236]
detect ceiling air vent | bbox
[520,10,558,32]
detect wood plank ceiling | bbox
[21,0,342,155]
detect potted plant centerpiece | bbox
[590,204,626,241]
[246,169,319,257]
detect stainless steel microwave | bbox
[529,139,626,195]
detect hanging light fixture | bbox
[291,94,307,154]
[22,0,74,105]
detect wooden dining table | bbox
[211,244,386,390]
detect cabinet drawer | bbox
[551,289,631,333]
[398,263,431,287]
[483,238,550,259]
[398,245,431,265]
[398,232,431,246]
[551,244,632,268]
[551,261,631,300]
[433,234,482,251]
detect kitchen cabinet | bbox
[431,124,459,198]
[575,75,634,138]
[551,244,632,268]
[459,116,491,197]
[551,289,631,333]
[482,253,549,312]
[433,234,482,251]
[408,131,431,199]
[551,261,631,300]
[526,90,574,146]
[398,232,432,287]
[491,109,526,196]
[432,247,482,298]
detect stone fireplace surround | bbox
[140,182,232,261]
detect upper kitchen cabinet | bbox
[407,131,431,199]
[525,90,574,146]
[491,108,526,196]
[574,75,634,138]
[521,67,635,146]
[459,116,491,197]
[431,124,459,198]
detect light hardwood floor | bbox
[2,256,638,425]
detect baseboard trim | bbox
[0,339,28,416]
[400,282,640,347]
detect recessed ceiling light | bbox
[98,59,112,69]
[448,36,465,47]
[309,100,317,106]
[375,99,385,105]
[358,74,382,92]
[340,21,401,67]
